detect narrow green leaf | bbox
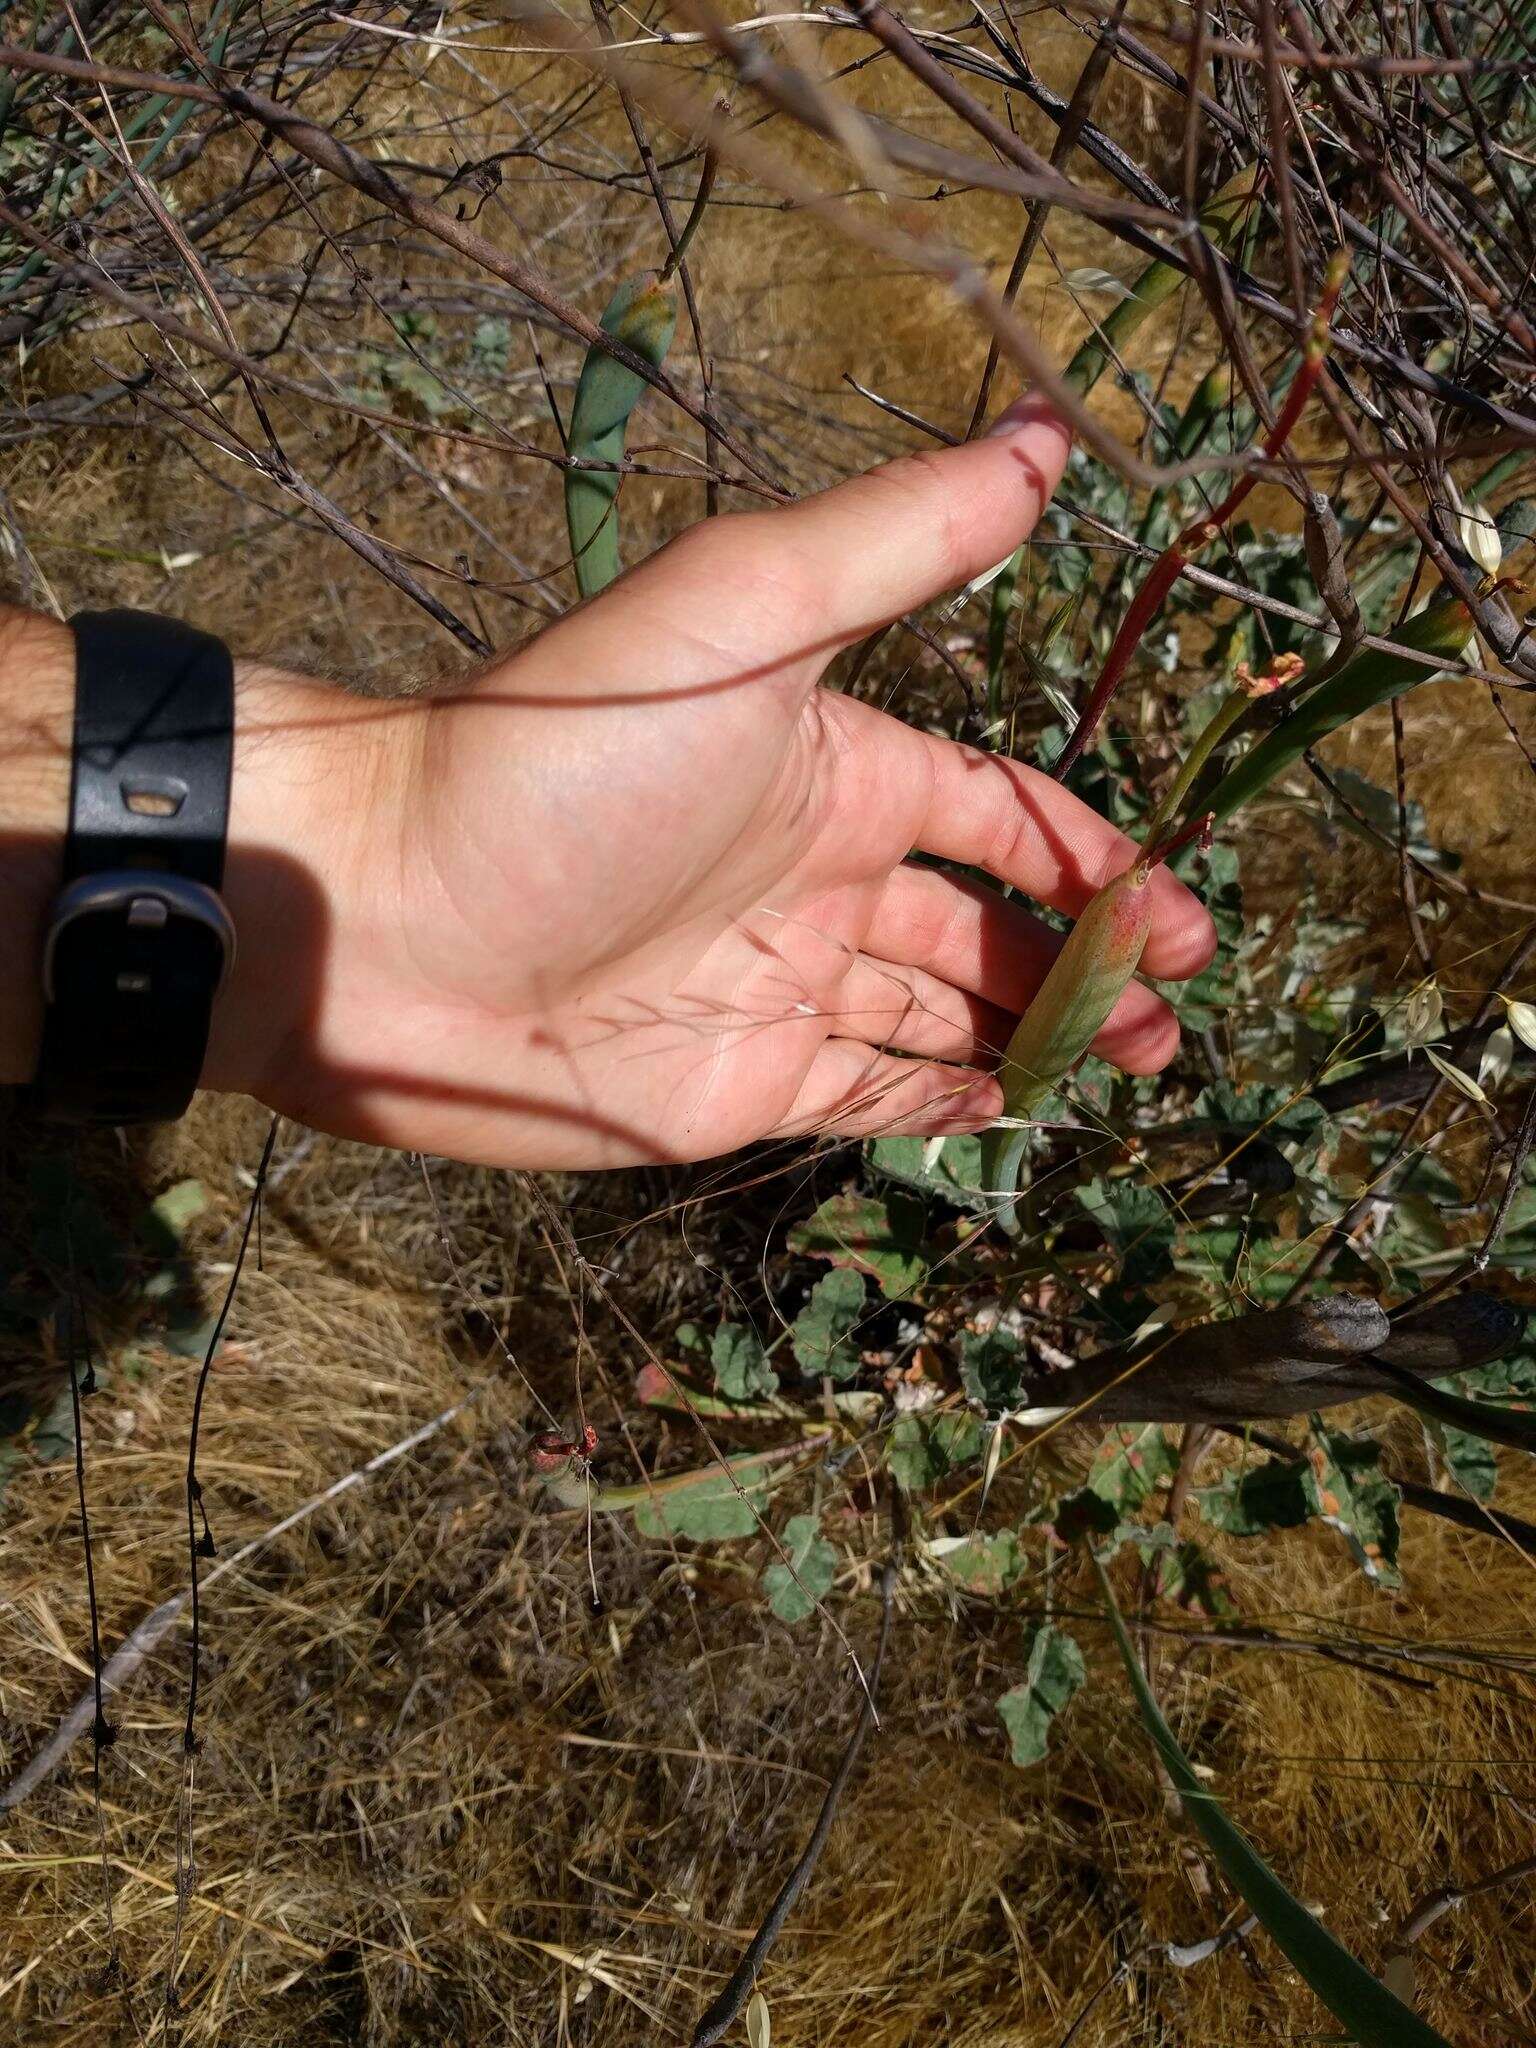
[564,274,678,598]
[986,543,1023,723]
[1202,598,1473,825]
[1094,1555,1452,2048]
[1064,164,1261,396]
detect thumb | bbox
[616,393,1072,681]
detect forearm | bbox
[0,602,421,1098]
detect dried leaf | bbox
[745,1992,771,2048]
[1403,981,1444,1046]
[1424,1046,1487,1103]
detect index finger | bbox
[914,737,1217,982]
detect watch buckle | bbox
[42,871,236,1004]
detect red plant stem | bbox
[1140,807,1215,872]
[1051,251,1349,785]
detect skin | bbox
[0,396,1215,1168]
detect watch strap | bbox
[63,609,233,888]
[31,611,235,1125]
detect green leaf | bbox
[29,1379,77,1463]
[1199,1454,1315,1535]
[1094,1554,1451,2048]
[710,1323,777,1402]
[791,1269,867,1382]
[165,1313,221,1362]
[1051,1485,1121,1546]
[1191,1081,1324,1143]
[1440,1427,1498,1502]
[887,1411,985,1492]
[997,1622,1086,1766]
[1074,1176,1174,1288]
[788,1192,928,1299]
[149,1178,208,1241]
[1160,1539,1236,1618]
[1200,1435,1401,1583]
[1312,1430,1401,1584]
[867,1134,990,1212]
[1203,596,1474,826]
[959,1327,1028,1415]
[1324,766,1453,870]
[469,315,510,370]
[1089,1423,1177,1514]
[763,1513,836,1622]
[932,1528,1027,1594]
[633,1466,768,1542]
[565,274,678,597]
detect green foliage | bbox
[1439,1426,1498,1502]
[790,1270,867,1382]
[931,1528,1027,1594]
[1202,597,1474,826]
[1074,1177,1174,1289]
[1097,1556,1451,2047]
[763,1514,836,1622]
[887,1411,984,1491]
[707,1323,778,1403]
[633,1465,770,1542]
[1200,1433,1401,1583]
[868,1134,990,1212]
[564,274,678,598]
[997,1623,1086,1766]
[1089,1424,1178,1512]
[959,1327,1028,1414]
[788,1192,928,1299]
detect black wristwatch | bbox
[31,610,236,1125]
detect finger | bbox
[863,868,1182,1074]
[770,1042,1001,1141]
[910,737,1217,981]
[625,394,1071,675]
[829,956,1013,1065]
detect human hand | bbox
[0,398,1215,1167]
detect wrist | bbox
[0,607,73,1086]
[0,603,424,1106]
[204,666,425,1104]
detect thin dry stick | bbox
[688,1558,897,2048]
[0,1390,483,1815]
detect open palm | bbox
[225,398,1214,1169]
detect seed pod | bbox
[564,274,679,599]
[983,867,1154,1230]
[1063,164,1261,398]
[1200,594,1474,825]
[999,866,1155,1118]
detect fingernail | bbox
[986,392,1071,442]
[986,393,1043,438]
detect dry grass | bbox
[3,17,1536,2047]
[2,1112,1534,2043]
